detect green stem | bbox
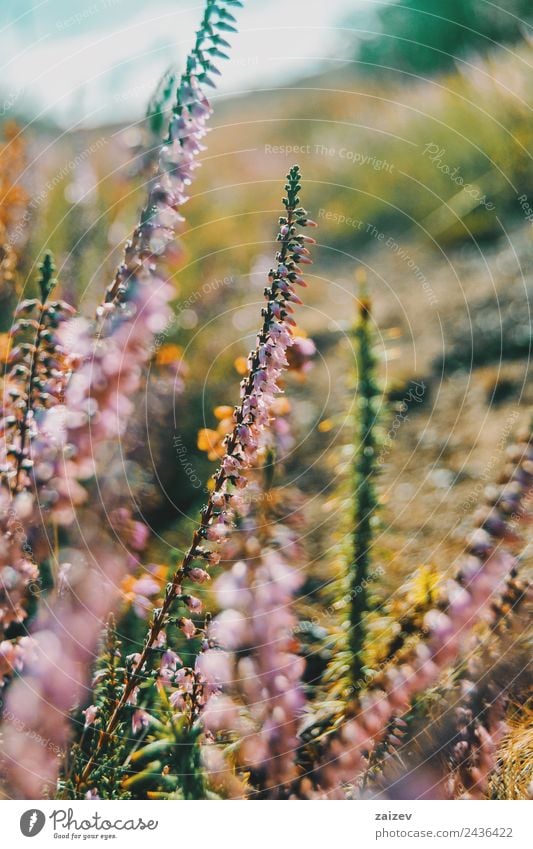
[349,289,379,690]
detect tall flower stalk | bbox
[319,281,382,711]
[76,166,316,790]
[0,252,75,638]
[45,0,243,521]
[348,284,380,689]
[99,0,242,319]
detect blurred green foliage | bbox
[358,0,533,76]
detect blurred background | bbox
[1,0,533,614]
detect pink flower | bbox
[132,709,151,734]
[188,567,210,584]
[195,649,233,687]
[206,522,228,542]
[160,649,182,682]
[83,705,99,727]
[85,790,100,800]
[202,694,238,733]
[185,595,203,613]
[179,617,196,639]
[169,690,186,711]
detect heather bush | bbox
[0,0,531,803]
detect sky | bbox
[0,0,371,128]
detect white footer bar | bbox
[2,799,531,848]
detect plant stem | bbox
[349,288,379,689]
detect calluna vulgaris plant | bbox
[0,0,531,802]
[74,163,316,793]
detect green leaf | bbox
[206,46,230,60]
[215,20,238,33]
[211,34,231,47]
[218,8,238,22]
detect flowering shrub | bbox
[0,0,531,802]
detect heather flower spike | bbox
[1,250,74,495]
[0,250,76,652]
[58,616,132,800]
[37,0,244,524]
[77,166,315,788]
[100,0,242,316]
